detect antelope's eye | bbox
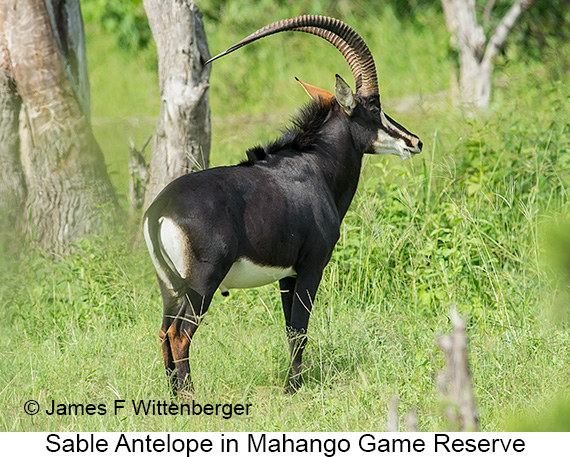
[370,105,380,115]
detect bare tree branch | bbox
[442,0,458,37]
[483,0,535,66]
[482,0,497,24]
[441,0,535,110]
[454,0,486,58]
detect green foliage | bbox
[482,0,570,56]
[508,396,570,431]
[199,0,435,24]
[464,0,570,63]
[82,0,151,51]
[205,6,450,118]
[1,2,570,432]
[81,0,570,61]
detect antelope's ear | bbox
[295,77,334,106]
[334,74,356,116]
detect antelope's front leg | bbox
[286,327,308,393]
[280,271,322,393]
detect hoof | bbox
[285,375,302,394]
[176,388,194,402]
[284,384,299,395]
[169,377,194,401]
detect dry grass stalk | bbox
[437,309,479,431]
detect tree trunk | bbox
[0,20,26,233]
[442,0,535,111]
[143,0,211,208]
[0,0,118,252]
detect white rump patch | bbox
[157,217,191,279]
[143,217,174,288]
[219,258,296,294]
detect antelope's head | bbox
[206,15,422,160]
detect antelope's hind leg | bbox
[159,283,212,398]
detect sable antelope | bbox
[143,15,422,396]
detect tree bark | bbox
[442,0,534,111]
[129,136,150,215]
[143,0,211,208]
[0,0,118,252]
[45,0,91,120]
[0,18,26,233]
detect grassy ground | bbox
[1,6,570,432]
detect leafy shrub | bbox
[82,0,151,51]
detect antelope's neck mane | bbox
[240,101,335,165]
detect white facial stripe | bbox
[220,258,296,292]
[373,129,411,159]
[380,111,413,144]
[373,111,416,160]
[143,217,174,288]
[158,217,191,279]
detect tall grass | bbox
[1,5,569,432]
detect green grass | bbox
[1,6,570,432]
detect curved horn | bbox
[205,15,379,97]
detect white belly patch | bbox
[219,258,296,294]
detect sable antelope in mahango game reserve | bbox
[143,15,422,396]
